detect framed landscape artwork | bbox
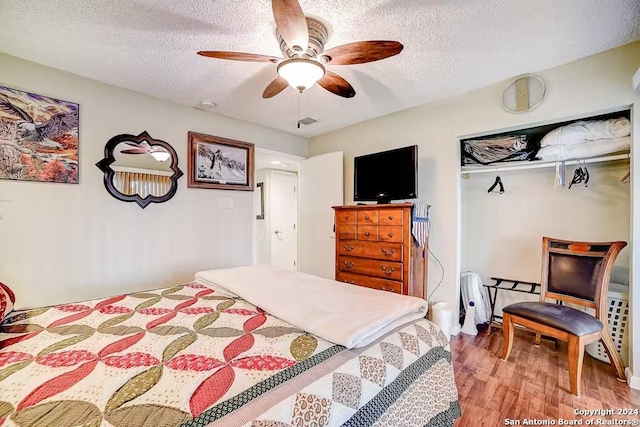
[0,85,79,183]
[188,132,254,191]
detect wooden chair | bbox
[500,237,627,396]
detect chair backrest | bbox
[540,237,627,314]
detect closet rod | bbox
[461,153,630,176]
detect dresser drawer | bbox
[338,256,403,281]
[357,210,379,225]
[357,226,378,241]
[379,210,403,226]
[379,226,403,242]
[337,225,356,240]
[336,272,402,293]
[336,211,356,224]
[338,241,403,262]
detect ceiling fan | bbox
[197,0,404,99]
[120,141,171,162]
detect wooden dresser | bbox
[333,203,427,298]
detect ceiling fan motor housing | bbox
[277,17,329,59]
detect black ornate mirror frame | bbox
[96,131,183,209]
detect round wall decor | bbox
[501,74,546,114]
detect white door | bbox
[271,172,298,271]
[298,152,344,279]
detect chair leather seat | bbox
[503,302,603,337]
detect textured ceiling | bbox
[1,0,639,138]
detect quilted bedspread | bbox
[0,282,460,427]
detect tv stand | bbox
[375,192,391,204]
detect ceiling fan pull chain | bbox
[297,92,301,129]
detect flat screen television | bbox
[354,145,418,204]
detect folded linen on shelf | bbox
[536,136,630,161]
[540,117,630,147]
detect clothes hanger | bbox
[621,170,630,184]
[569,159,589,189]
[487,175,505,194]
[554,161,566,189]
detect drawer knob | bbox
[381,248,395,256]
[381,266,395,275]
[343,280,355,284]
[388,215,393,220]
[388,232,393,238]
[343,261,355,269]
[344,231,349,235]
[344,216,349,220]
[343,245,354,251]
[365,215,370,220]
[365,232,370,237]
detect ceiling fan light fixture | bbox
[277,58,325,92]
[151,150,171,162]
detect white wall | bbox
[462,161,631,282]
[309,42,640,382]
[0,53,307,309]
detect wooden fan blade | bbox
[197,51,280,63]
[272,0,309,52]
[318,71,356,98]
[322,41,404,65]
[263,76,289,98]
[121,149,149,155]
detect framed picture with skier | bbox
[187,131,254,191]
[0,85,79,183]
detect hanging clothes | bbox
[554,161,566,189]
[411,204,430,248]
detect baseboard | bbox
[626,367,640,390]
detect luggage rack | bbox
[484,277,540,336]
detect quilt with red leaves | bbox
[0,282,460,427]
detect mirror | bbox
[96,131,183,209]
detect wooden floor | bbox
[451,326,640,426]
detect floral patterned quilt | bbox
[0,282,460,427]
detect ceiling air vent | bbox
[298,117,318,126]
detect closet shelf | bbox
[461,153,629,177]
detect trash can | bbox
[430,302,453,341]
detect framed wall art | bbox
[188,132,254,191]
[0,85,79,183]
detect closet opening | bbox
[458,107,632,368]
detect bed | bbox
[0,267,460,427]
